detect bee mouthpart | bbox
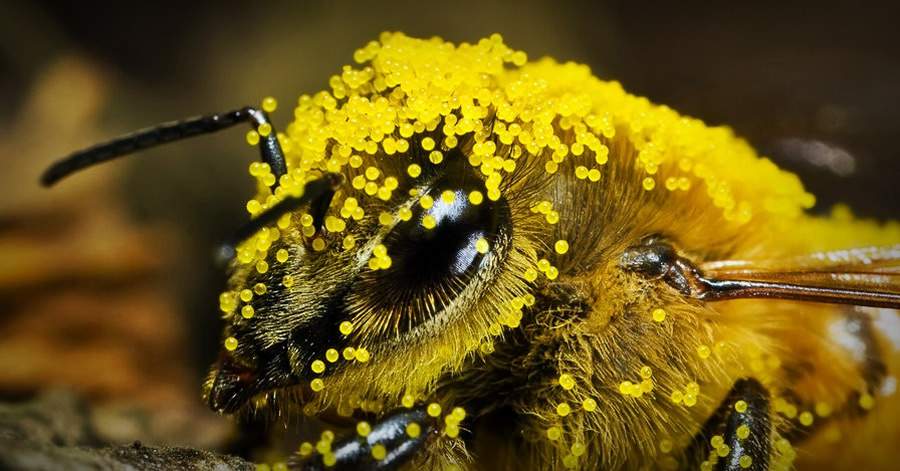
[205,357,260,413]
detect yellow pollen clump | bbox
[558,374,575,390]
[652,308,667,322]
[339,321,354,335]
[224,336,238,351]
[371,444,386,461]
[427,403,442,417]
[406,422,421,438]
[554,240,569,254]
[311,360,326,374]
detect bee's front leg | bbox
[687,378,772,471]
[291,407,438,471]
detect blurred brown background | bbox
[0,0,898,453]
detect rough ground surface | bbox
[0,391,253,471]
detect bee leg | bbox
[688,378,772,470]
[290,407,437,471]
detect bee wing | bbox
[699,245,900,308]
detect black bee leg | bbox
[41,106,287,187]
[687,378,772,470]
[291,407,437,471]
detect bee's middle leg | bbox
[290,406,437,471]
[686,378,772,471]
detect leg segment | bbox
[688,378,772,470]
[291,407,437,471]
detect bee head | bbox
[204,153,532,414]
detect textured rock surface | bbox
[0,391,253,471]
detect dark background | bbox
[1,0,898,433]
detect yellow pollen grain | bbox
[582,398,597,411]
[246,130,260,146]
[365,166,380,180]
[371,444,386,460]
[356,421,371,437]
[325,348,339,363]
[241,305,255,319]
[354,347,370,362]
[739,455,753,469]
[310,378,325,392]
[422,215,437,229]
[420,195,434,209]
[342,347,355,360]
[697,345,711,359]
[343,235,356,250]
[312,238,326,251]
[261,96,277,112]
[402,394,416,408]
[253,283,267,295]
[859,393,875,410]
[421,136,435,150]
[735,400,749,413]
[339,321,354,335]
[652,308,667,322]
[554,240,569,254]
[429,150,443,164]
[427,403,442,417]
[257,122,272,137]
[276,249,289,263]
[737,424,751,440]
[441,190,456,203]
[282,275,294,288]
[642,177,656,191]
[475,237,490,254]
[398,207,413,221]
[558,374,575,390]
[311,360,326,374]
[469,191,484,205]
[240,289,253,303]
[546,426,562,441]
[407,164,421,178]
[556,402,571,416]
[224,336,238,351]
[406,422,421,438]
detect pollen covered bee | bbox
[43,33,900,470]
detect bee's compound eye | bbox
[382,186,506,287]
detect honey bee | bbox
[42,33,900,470]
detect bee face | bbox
[205,153,521,413]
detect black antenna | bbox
[215,173,343,266]
[41,107,287,187]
